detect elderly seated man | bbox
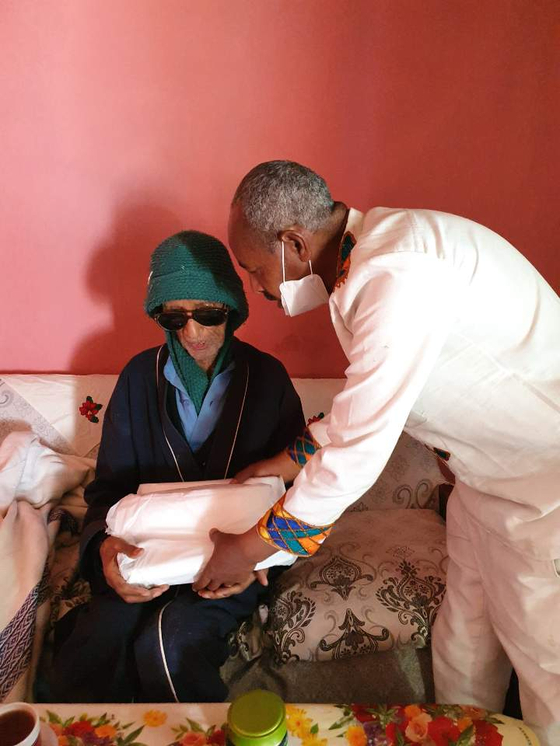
[51,230,304,703]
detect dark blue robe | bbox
[51,340,304,703]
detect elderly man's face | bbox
[163,299,227,372]
[228,204,286,303]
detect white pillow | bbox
[105,477,296,587]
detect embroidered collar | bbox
[333,208,363,290]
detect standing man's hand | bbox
[193,528,276,593]
[197,568,269,599]
[234,450,300,485]
[100,536,169,604]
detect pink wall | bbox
[2,0,559,377]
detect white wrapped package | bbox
[105,477,296,587]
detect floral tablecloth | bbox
[34,702,539,746]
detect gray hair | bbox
[232,161,334,248]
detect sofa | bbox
[0,373,450,704]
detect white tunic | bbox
[285,207,560,559]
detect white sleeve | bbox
[284,252,465,526]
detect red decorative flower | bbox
[208,728,226,746]
[79,396,103,423]
[180,733,207,746]
[385,722,397,741]
[66,720,96,737]
[385,720,408,744]
[427,716,461,746]
[350,705,376,723]
[475,720,503,746]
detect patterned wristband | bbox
[286,414,324,468]
[257,495,333,556]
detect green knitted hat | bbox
[145,231,248,414]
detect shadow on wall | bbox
[70,200,185,376]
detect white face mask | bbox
[279,241,330,317]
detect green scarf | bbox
[165,321,233,413]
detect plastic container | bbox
[227,690,288,746]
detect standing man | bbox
[194,161,560,744]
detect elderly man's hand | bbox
[197,569,269,599]
[193,528,276,593]
[100,536,169,604]
[234,450,300,485]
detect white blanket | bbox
[0,431,94,516]
[106,477,297,587]
[0,432,94,701]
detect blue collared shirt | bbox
[163,357,234,453]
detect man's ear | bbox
[278,229,311,264]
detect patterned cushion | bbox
[48,496,92,627]
[349,432,443,511]
[265,509,447,663]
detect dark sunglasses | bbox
[153,307,229,331]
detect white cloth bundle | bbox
[105,477,297,587]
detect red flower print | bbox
[208,728,226,746]
[350,705,375,723]
[180,733,207,746]
[66,720,96,737]
[475,720,503,746]
[79,396,103,423]
[427,716,461,746]
[385,722,397,741]
[385,721,408,744]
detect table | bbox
[34,702,539,746]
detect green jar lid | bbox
[227,690,287,746]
